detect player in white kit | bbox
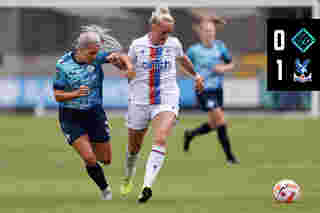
[120,6,204,203]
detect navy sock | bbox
[86,163,108,191]
[190,123,213,137]
[217,125,234,160]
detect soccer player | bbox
[183,17,239,165]
[120,6,204,203]
[53,25,134,200]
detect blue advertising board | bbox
[0,76,197,108]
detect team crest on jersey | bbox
[87,65,95,72]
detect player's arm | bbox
[214,63,234,74]
[53,66,89,102]
[54,86,89,102]
[177,55,204,92]
[106,52,136,80]
[96,50,134,78]
[214,42,234,74]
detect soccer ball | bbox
[272,179,301,203]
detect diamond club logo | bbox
[291,28,316,53]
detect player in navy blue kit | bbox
[183,17,239,165]
[53,25,134,200]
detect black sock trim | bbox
[217,125,234,160]
[86,163,108,191]
[191,122,213,137]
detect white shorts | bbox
[126,103,179,130]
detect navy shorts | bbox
[58,106,110,145]
[196,89,224,112]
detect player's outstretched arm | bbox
[214,63,235,74]
[177,55,204,92]
[107,52,136,80]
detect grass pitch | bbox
[0,113,319,213]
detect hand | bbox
[126,68,136,80]
[194,74,204,93]
[107,53,126,69]
[107,52,120,63]
[76,85,89,97]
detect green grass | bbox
[0,113,319,213]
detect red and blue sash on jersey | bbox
[149,47,163,104]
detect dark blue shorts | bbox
[58,106,110,145]
[196,89,224,112]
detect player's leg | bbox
[210,107,239,164]
[121,104,149,198]
[89,108,112,166]
[184,92,215,152]
[59,109,110,199]
[93,143,112,165]
[87,107,113,200]
[139,107,177,203]
[120,128,148,198]
[92,142,113,200]
[71,135,111,199]
[126,128,148,180]
[209,90,239,164]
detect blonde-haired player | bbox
[120,6,204,203]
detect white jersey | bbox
[128,34,184,105]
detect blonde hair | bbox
[149,5,175,24]
[77,31,101,49]
[73,25,122,52]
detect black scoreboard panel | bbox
[267,19,320,91]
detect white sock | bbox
[125,149,139,180]
[143,145,166,188]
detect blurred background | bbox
[0,1,316,114]
[1,1,320,213]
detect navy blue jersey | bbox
[53,51,110,109]
[187,40,232,91]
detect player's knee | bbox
[101,159,111,165]
[133,143,142,153]
[214,112,225,125]
[154,131,167,146]
[128,140,142,153]
[216,117,225,126]
[83,154,97,166]
[208,120,216,129]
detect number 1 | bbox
[276,59,283,80]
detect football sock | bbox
[190,122,214,137]
[143,145,166,188]
[217,125,234,160]
[86,163,108,191]
[125,150,139,179]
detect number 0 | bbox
[274,30,285,51]
[276,59,283,80]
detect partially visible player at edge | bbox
[183,16,239,165]
[53,25,134,200]
[119,6,204,203]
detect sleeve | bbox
[175,38,184,57]
[53,65,68,90]
[186,47,194,64]
[128,41,137,64]
[95,50,111,64]
[220,41,232,64]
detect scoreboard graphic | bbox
[267,19,320,91]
